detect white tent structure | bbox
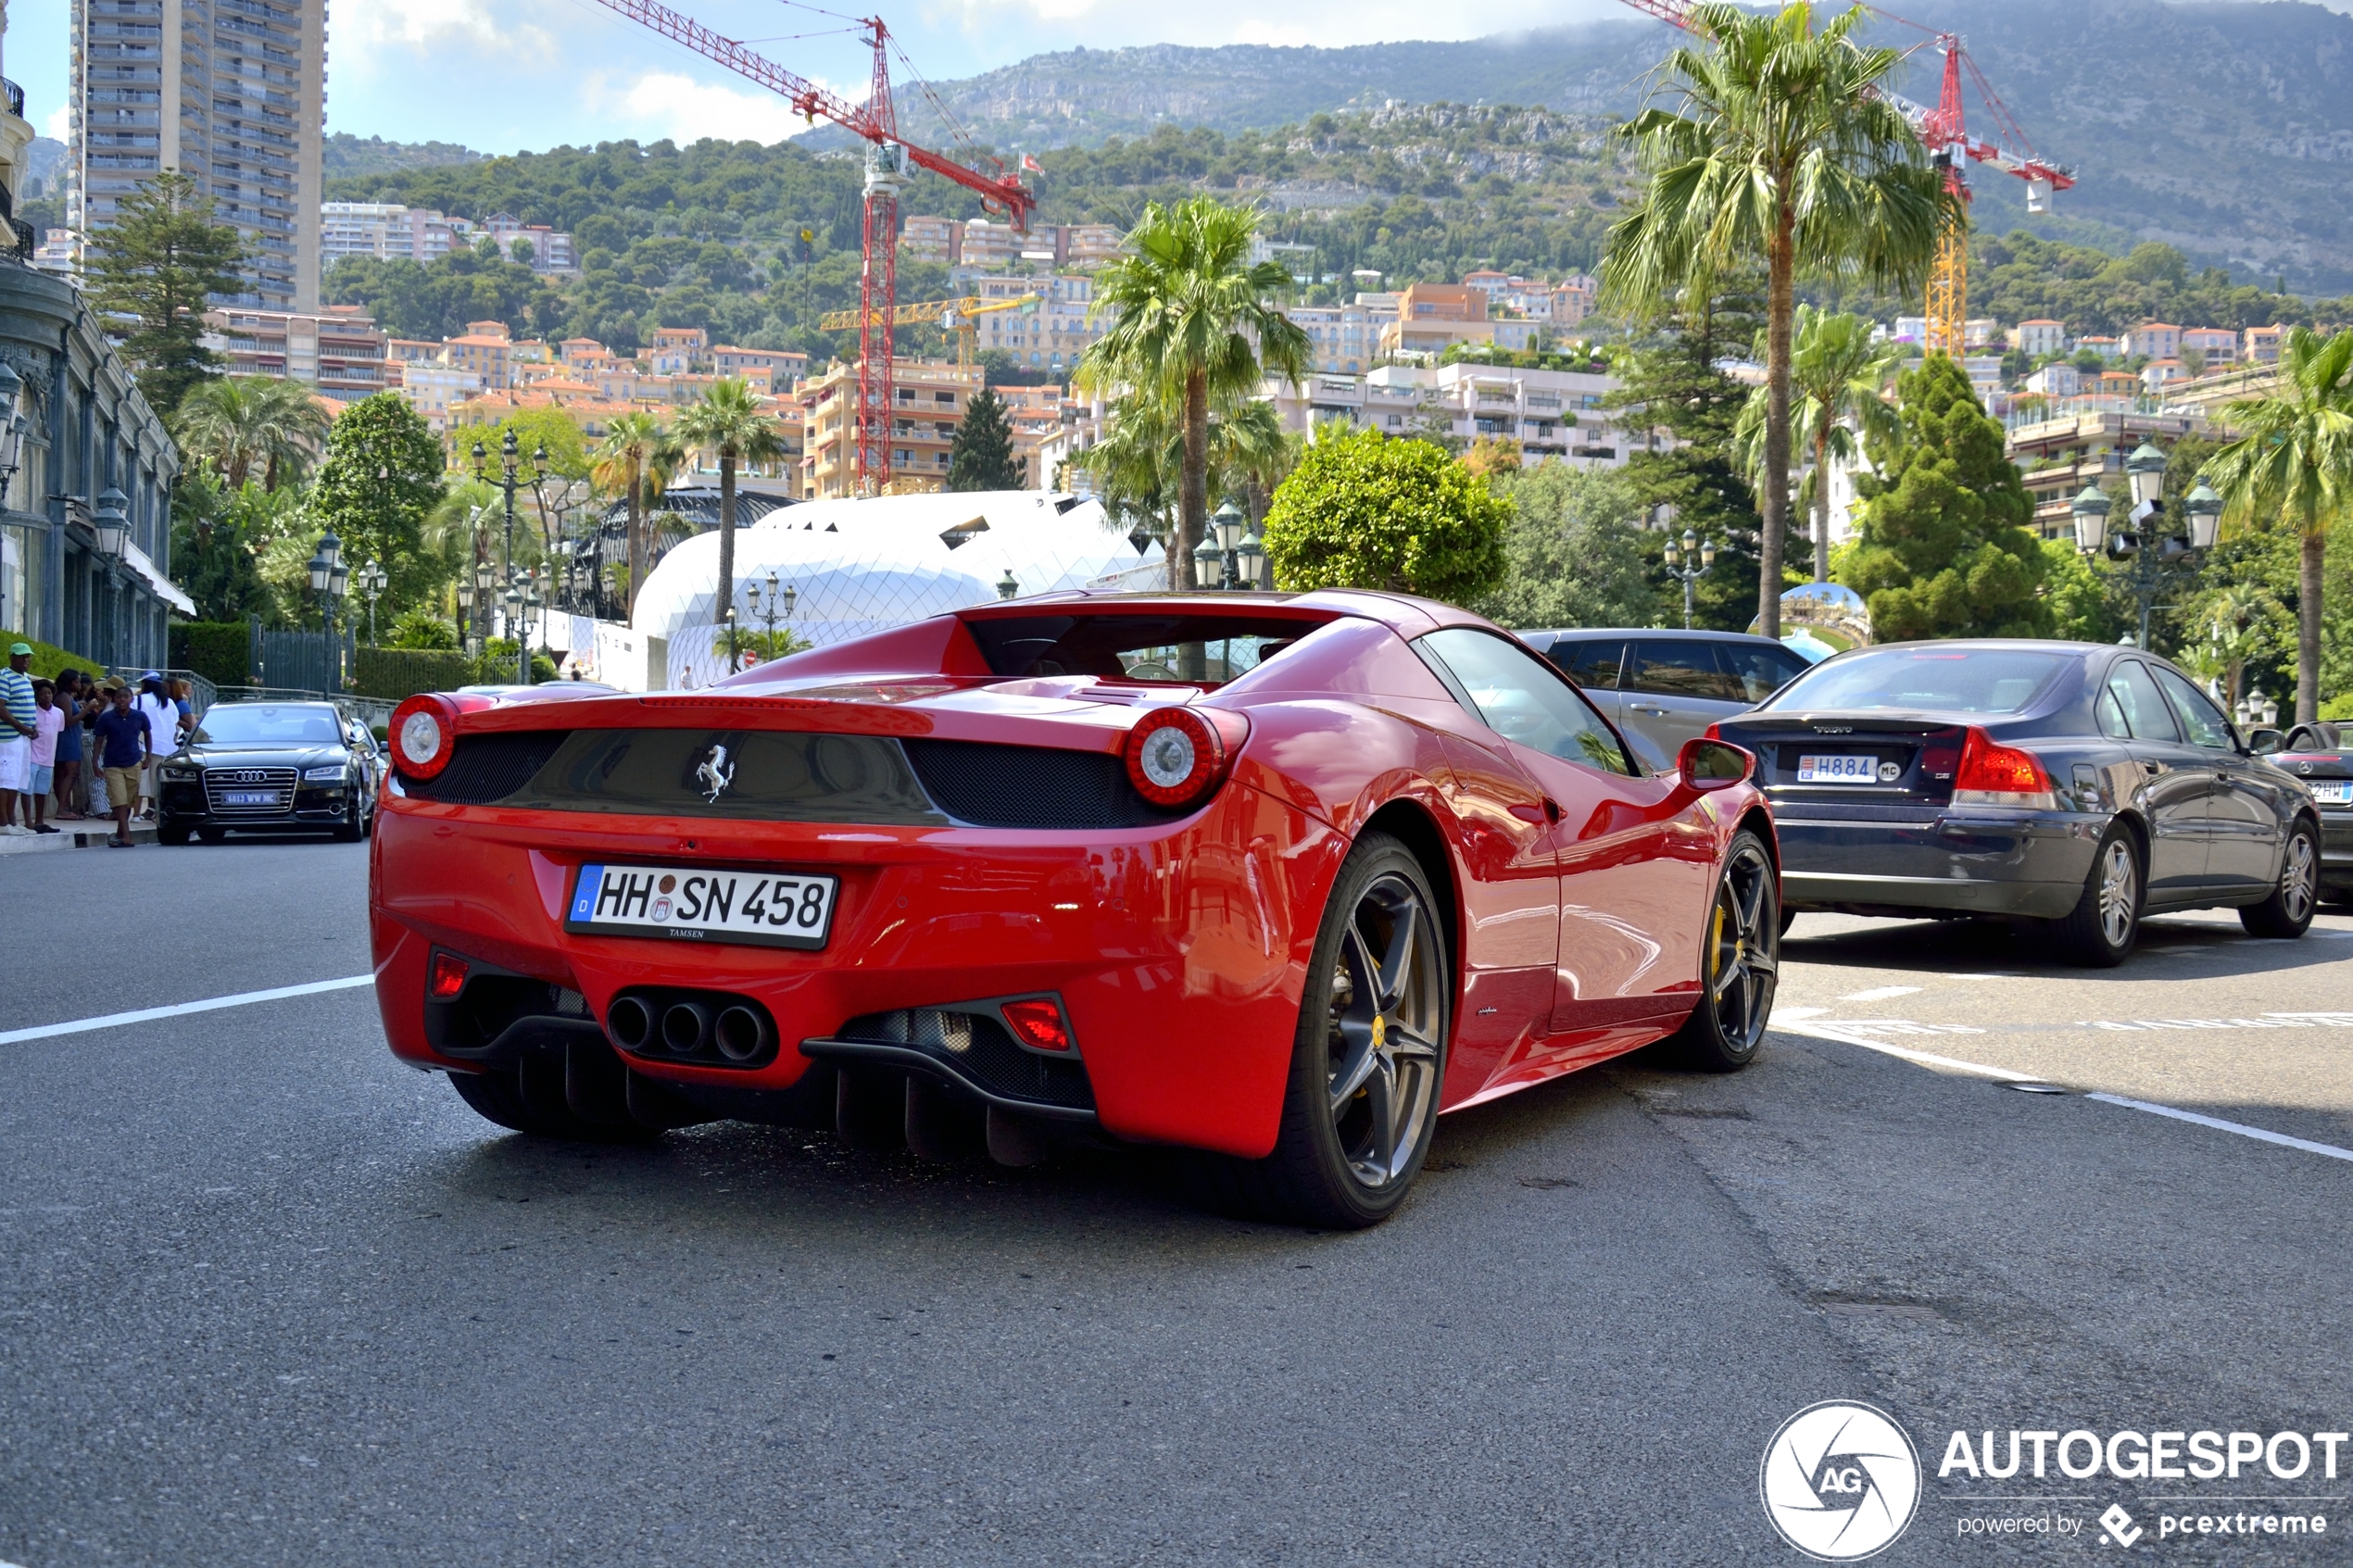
[629,491,1164,688]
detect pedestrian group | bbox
[0,646,194,848]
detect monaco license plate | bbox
[565,863,839,949]
[1796,753,1883,784]
[2310,781,2353,805]
[223,790,276,806]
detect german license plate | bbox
[1797,754,1881,784]
[223,790,276,806]
[2311,781,2353,805]
[565,863,839,949]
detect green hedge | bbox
[170,621,252,689]
[0,630,107,683]
[354,646,478,700]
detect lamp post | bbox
[502,579,523,682]
[472,430,546,615]
[474,561,497,655]
[2075,444,2219,650]
[93,486,129,671]
[1212,500,1246,589]
[519,569,545,684]
[745,569,795,651]
[1662,528,1717,631]
[456,577,475,654]
[356,558,387,646]
[1234,527,1266,591]
[996,568,1020,601]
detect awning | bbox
[122,540,198,618]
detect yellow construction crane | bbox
[819,294,1042,368]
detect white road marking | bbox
[1838,985,1922,1002]
[2085,1094,2353,1164]
[0,975,376,1046]
[1775,1018,2353,1165]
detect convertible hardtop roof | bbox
[955,586,1491,637]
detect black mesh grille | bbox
[840,1008,1095,1110]
[409,732,568,805]
[902,738,1183,829]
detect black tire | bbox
[333,791,365,842]
[446,1047,661,1143]
[157,820,192,846]
[2049,822,2143,967]
[2240,818,2321,939]
[1671,830,1778,1072]
[1196,832,1449,1229]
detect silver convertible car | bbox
[1709,641,2322,965]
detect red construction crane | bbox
[1613,0,2072,357]
[589,0,1037,492]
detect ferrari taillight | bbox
[1953,726,2057,809]
[1124,707,1245,809]
[1000,998,1073,1053]
[389,694,459,782]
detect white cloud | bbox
[586,69,854,145]
[43,106,69,142]
[1233,19,1315,46]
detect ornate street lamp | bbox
[1212,499,1247,589]
[2183,483,2223,553]
[456,577,476,654]
[997,568,1020,600]
[2069,484,2112,557]
[1662,527,1717,632]
[357,558,387,646]
[1191,534,1223,591]
[1234,528,1266,591]
[2082,442,2215,650]
[94,486,129,670]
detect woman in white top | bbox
[132,672,178,821]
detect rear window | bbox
[1768,647,2071,716]
[962,612,1332,682]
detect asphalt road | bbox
[2,839,2349,1566]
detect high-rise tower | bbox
[67,0,324,310]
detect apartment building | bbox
[1282,297,1398,376]
[480,213,575,272]
[2117,322,2182,361]
[900,219,1123,270]
[1265,361,1655,472]
[2007,409,2210,538]
[2181,326,2237,365]
[69,0,327,309]
[900,215,957,263]
[648,326,708,374]
[801,358,982,497]
[202,304,388,397]
[2013,319,2068,358]
[396,361,484,433]
[971,273,1103,371]
[2023,361,2080,398]
[712,345,807,389]
[958,220,1024,270]
[2245,324,2285,365]
[444,320,514,388]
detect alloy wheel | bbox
[1705,841,1778,1055]
[1324,872,1442,1190]
[2283,832,2317,924]
[2097,838,2138,948]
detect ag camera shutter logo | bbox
[1760,1400,1922,1561]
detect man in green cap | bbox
[0,643,36,836]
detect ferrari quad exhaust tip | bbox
[713,1005,772,1063]
[604,988,781,1070]
[661,1000,713,1055]
[606,994,657,1053]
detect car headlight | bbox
[162,765,199,781]
[302,765,347,783]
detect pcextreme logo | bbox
[1761,1401,1923,1562]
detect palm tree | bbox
[1731,305,1901,581]
[590,411,680,617]
[2201,326,2353,724]
[1081,196,1312,590]
[173,375,331,491]
[1601,1,1953,635]
[674,377,786,671]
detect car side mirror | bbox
[2246,727,2285,756]
[1679,737,1754,791]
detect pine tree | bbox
[949,387,1024,492]
[84,172,251,416]
[308,395,448,619]
[1841,354,2051,641]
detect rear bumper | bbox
[1774,807,2100,920]
[367,780,1344,1160]
[2322,808,2353,889]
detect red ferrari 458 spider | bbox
[371,589,1779,1226]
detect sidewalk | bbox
[0,822,160,856]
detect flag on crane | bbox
[1020,154,1042,174]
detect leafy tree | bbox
[1082,195,1312,589]
[84,171,251,415]
[1605,284,1767,632]
[1472,464,1660,631]
[1262,428,1508,604]
[173,376,331,492]
[308,395,449,619]
[2200,326,2353,724]
[169,471,278,623]
[590,412,681,615]
[1840,355,2048,641]
[1602,1,1951,637]
[1731,306,1899,582]
[2038,537,2121,646]
[948,388,1023,491]
[386,609,460,650]
[673,378,786,671]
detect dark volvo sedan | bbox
[157,701,383,844]
[1710,641,2322,965]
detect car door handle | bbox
[1629,703,1670,716]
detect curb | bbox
[0,822,160,856]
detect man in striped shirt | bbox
[0,643,37,837]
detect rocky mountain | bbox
[872,0,2353,291]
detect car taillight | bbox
[389,693,459,781]
[1000,998,1073,1053]
[428,951,470,999]
[1704,721,1722,740]
[1953,726,2057,809]
[1124,706,1244,809]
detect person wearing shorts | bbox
[25,678,60,833]
[0,643,35,837]
[51,670,86,820]
[91,684,153,847]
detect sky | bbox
[6,0,1638,158]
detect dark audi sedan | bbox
[1710,641,2322,965]
[157,701,383,845]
